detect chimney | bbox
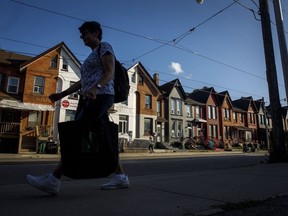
[153,73,159,85]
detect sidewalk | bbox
[1,150,288,215]
[0,148,250,162]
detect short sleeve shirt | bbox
[80,42,115,95]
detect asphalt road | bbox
[1,152,287,216]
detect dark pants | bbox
[75,94,114,129]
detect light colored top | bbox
[80,42,115,95]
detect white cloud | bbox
[170,62,184,74]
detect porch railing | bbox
[0,122,20,135]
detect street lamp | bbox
[196,0,204,4]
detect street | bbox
[0,153,266,185]
[3,152,286,216]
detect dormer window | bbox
[62,58,68,70]
[50,55,58,68]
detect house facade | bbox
[232,97,258,144]
[0,43,81,153]
[0,46,279,154]
[160,79,187,144]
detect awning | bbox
[0,99,55,111]
[156,117,167,123]
[232,126,253,131]
[192,118,207,123]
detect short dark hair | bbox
[79,21,102,41]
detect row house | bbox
[1,44,285,153]
[189,87,220,143]
[0,42,80,153]
[232,96,258,144]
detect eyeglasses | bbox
[80,31,91,39]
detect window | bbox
[7,76,20,94]
[68,81,79,100]
[171,120,182,138]
[138,75,143,85]
[208,124,218,138]
[144,118,152,135]
[33,76,45,94]
[62,58,68,70]
[157,100,161,116]
[171,99,182,115]
[65,110,76,121]
[176,100,182,115]
[27,112,41,129]
[224,126,231,139]
[240,113,243,123]
[50,55,58,68]
[195,106,200,118]
[186,105,191,117]
[233,112,237,122]
[119,115,128,134]
[145,94,152,109]
[249,113,255,124]
[259,114,265,125]
[171,99,176,114]
[208,105,217,119]
[223,108,230,120]
[131,72,136,83]
[177,121,182,137]
[171,120,176,137]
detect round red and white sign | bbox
[62,100,70,108]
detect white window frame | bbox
[33,76,45,94]
[186,105,191,117]
[119,115,128,134]
[62,58,68,70]
[171,99,176,114]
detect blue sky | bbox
[1,0,288,105]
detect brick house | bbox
[127,62,164,142]
[216,91,234,144]
[189,87,220,142]
[232,96,258,144]
[0,42,80,153]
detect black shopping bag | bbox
[58,120,119,179]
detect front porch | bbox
[0,122,56,154]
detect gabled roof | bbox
[132,61,162,94]
[159,78,186,99]
[19,41,81,70]
[189,86,217,104]
[254,98,265,111]
[232,96,258,112]
[0,49,32,65]
[185,93,205,106]
[217,90,234,109]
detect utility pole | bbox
[273,0,288,104]
[259,0,286,162]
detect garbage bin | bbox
[45,141,58,154]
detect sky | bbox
[1,0,288,106]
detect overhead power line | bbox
[6,0,281,98]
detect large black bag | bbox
[58,120,119,179]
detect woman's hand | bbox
[49,92,65,102]
[81,86,97,100]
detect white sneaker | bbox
[26,173,60,195]
[100,174,130,190]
